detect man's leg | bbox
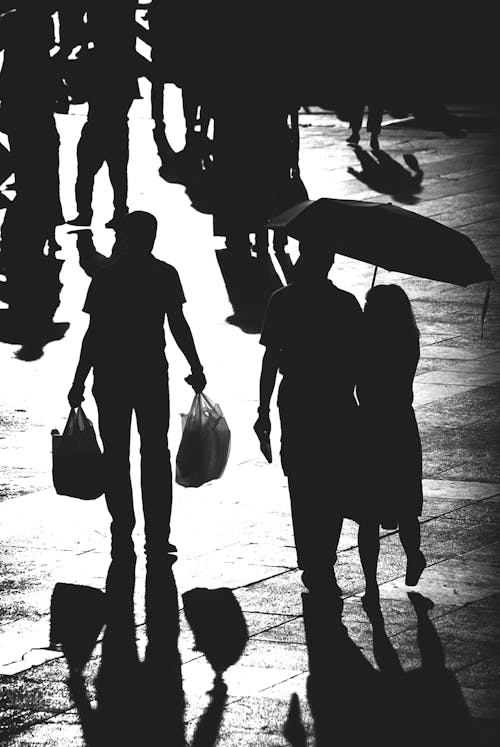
[71,117,105,223]
[105,104,132,227]
[287,472,343,593]
[346,103,364,144]
[134,374,174,557]
[367,104,383,151]
[94,389,135,559]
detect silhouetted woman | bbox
[355,284,426,609]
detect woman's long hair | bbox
[363,284,420,347]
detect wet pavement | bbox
[0,93,499,745]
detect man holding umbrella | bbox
[254,240,362,594]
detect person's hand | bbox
[254,410,271,442]
[254,409,272,463]
[185,368,206,394]
[68,382,85,408]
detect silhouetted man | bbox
[67,3,139,228]
[68,212,206,560]
[346,103,384,151]
[254,243,362,593]
[0,6,65,254]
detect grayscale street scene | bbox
[0,5,499,746]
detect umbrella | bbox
[267,198,493,287]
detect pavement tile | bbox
[376,551,500,606]
[457,655,500,689]
[460,688,500,722]
[417,370,500,387]
[420,345,496,360]
[424,478,500,499]
[253,617,305,645]
[182,656,302,699]
[192,692,313,745]
[414,381,479,408]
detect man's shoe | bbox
[105,211,128,230]
[346,131,360,145]
[370,134,380,152]
[67,214,92,227]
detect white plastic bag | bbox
[175,393,231,488]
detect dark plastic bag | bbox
[175,393,231,488]
[52,407,104,500]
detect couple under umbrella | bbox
[255,198,492,608]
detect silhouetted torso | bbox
[0,11,60,124]
[356,336,419,408]
[262,278,362,397]
[83,256,185,383]
[261,277,362,477]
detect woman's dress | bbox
[355,338,423,529]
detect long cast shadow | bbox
[348,146,424,205]
[215,250,283,333]
[0,254,68,360]
[301,592,388,746]
[153,122,214,215]
[362,593,480,747]
[183,585,249,746]
[63,556,186,746]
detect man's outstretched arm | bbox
[68,320,96,407]
[166,306,206,393]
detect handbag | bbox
[52,407,104,500]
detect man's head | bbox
[118,211,157,256]
[296,239,335,278]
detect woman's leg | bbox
[399,517,426,585]
[358,521,380,599]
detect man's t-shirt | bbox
[83,256,185,380]
[260,278,362,399]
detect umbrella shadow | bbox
[215,249,283,334]
[0,254,68,360]
[348,146,424,205]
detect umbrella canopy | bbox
[267,198,493,287]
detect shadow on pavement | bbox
[153,123,214,216]
[61,556,186,746]
[348,146,424,205]
[289,591,480,747]
[215,250,283,334]
[0,254,68,360]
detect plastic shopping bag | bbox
[175,393,231,488]
[52,407,104,500]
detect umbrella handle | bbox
[481,280,491,341]
[371,266,378,288]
